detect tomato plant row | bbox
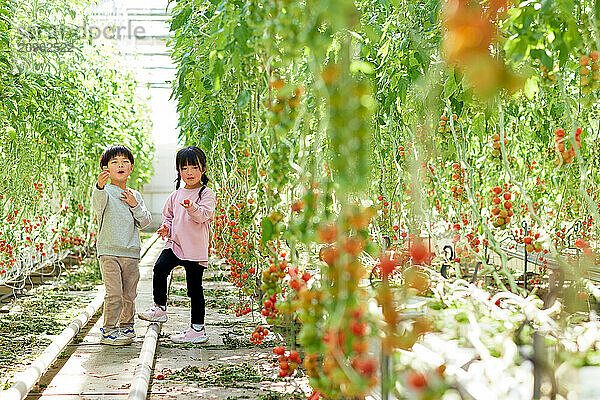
[0,0,153,285]
[166,0,600,398]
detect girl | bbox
[138,146,216,343]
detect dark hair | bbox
[100,145,134,168]
[175,146,209,189]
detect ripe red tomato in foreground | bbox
[406,371,428,391]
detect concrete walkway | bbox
[147,261,311,400]
[27,238,165,399]
[28,242,311,400]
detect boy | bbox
[92,145,152,345]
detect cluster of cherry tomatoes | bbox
[522,234,543,253]
[272,346,302,377]
[490,133,507,161]
[554,127,581,166]
[261,293,279,319]
[490,186,513,228]
[233,303,252,317]
[437,113,457,134]
[450,162,467,202]
[580,50,600,95]
[250,325,269,345]
[227,258,254,288]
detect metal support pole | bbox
[381,345,389,400]
[532,330,543,400]
[381,238,390,400]
[523,221,528,290]
[574,220,582,269]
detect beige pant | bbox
[99,255,140,329]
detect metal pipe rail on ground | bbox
[128,265,172,400]
[128,323,161,400]
[443,243,600,291]
[0,289,105,400]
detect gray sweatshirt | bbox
[92,184,152,259]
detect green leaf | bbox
[233,21,250,53]
[540,50,553,70]
[261,217,274,244]
[4,99,17,117]
[530,48,543,60]
[216,1,227,12]
[443,71,457,98]
[472,112,485,135]
[212,105,224,128]
[540,0,552,14]
[397,78,408,102]
[193,70,206,96]
[0,31,8,47]
[200,133,212,150]
[523,76,539,100]
[378,39,390,59]
[208,50,217,74]
[236,89,251,109]
[171,4,192,31]
[504,36,528,62]
[399,38,409,51]
[349,60,374,74]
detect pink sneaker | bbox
[138,304,167,323]
[170,326,209,344]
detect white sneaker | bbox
[170,326,209,344]
[138,304,167,323]
[120,326,135,339]
[100,328,134,346]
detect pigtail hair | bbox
[175,173,182,189]
[201,174,209,186]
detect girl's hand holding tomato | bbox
[180,199,192,209]
[157,224,169,240]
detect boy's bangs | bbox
[101,145,134,167]
[111,150,130,160]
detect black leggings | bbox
[153,248,205,325]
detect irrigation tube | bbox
[128,322,161,400]
[128,256,171,400]
[0,288,105,400]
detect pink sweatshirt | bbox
[162,186,216,263]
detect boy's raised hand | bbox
[97,169,110,189]
[120,189,139,207]
[157,224,169,240]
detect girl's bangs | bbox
[177,149,202,169]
